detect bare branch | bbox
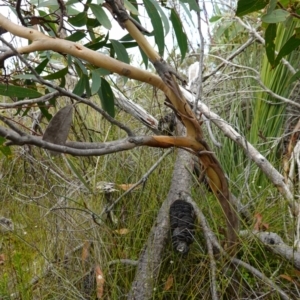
[0,91,59,108]
[203,37,256,82]
[240,230,300,271]
[181,88,296,212]
[194,1,205,112]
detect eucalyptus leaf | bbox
[124,0,139,15]
[265,23,276,67]
[180,0,200,12]
[261,9,289,23]
[274,35,300,66]
[42,105,73,156]
[143,0,164,56]
[236,0,269,17]
[91,71,102,95]
[97,78,115,118]
[170,9,188,61]
[65,31,86,42]
[110,39,130,64]
[68,12,87,27]
[0,84,42,98]
[35,58,49,74]
[43,67,68,80]
[90,4,112,30]
[148,0,170,36]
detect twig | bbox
[56,0,66,34]
[0,91,59,108]
[207,53,300,109]
[203,37,256,82]
[194,2,205,112]
[108,259,138,266]
[15,0,27,27]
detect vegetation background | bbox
[1,0,300,299]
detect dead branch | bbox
[128,125,194,299]
[240,230,300,271]
[186,196,291,300]
[181,87,296,213]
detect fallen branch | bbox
[240,230,300,271]
[184,194,292,300]
[128,125,194,299]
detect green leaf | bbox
[93,68,111,76]
[120,34,134,42]
[86,17,100,27]
[124,0,139,15]
[38,104,52,122]
[90,4,112,30]
[288,70,300,85]
[139,46,148,69]
[143,0,164,56]
[179,2,195,26]
[261,9,289,23]
[68,12,87,27]
[110,39,130,64]
[266,0,277,14]
[73,76,86,96]
[106,41,138,49]
[65,31,86,42]
[91,71,102,95]
[84,32,108,51]
[236,0,269,17]
[209,15,222,23]
[180,0,200,12]
[148,0,170,36]
[74,58,88,75]
[170,9,188,62]
[97,78,115,118]
[35,58,49,74]
[0,84,42,98]
[265,23,276,66]
[43,67,68,80]
[274,34,300,66]
[36,0,59,8]
[0,137,12,158]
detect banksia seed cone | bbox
[169,200,195,255]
